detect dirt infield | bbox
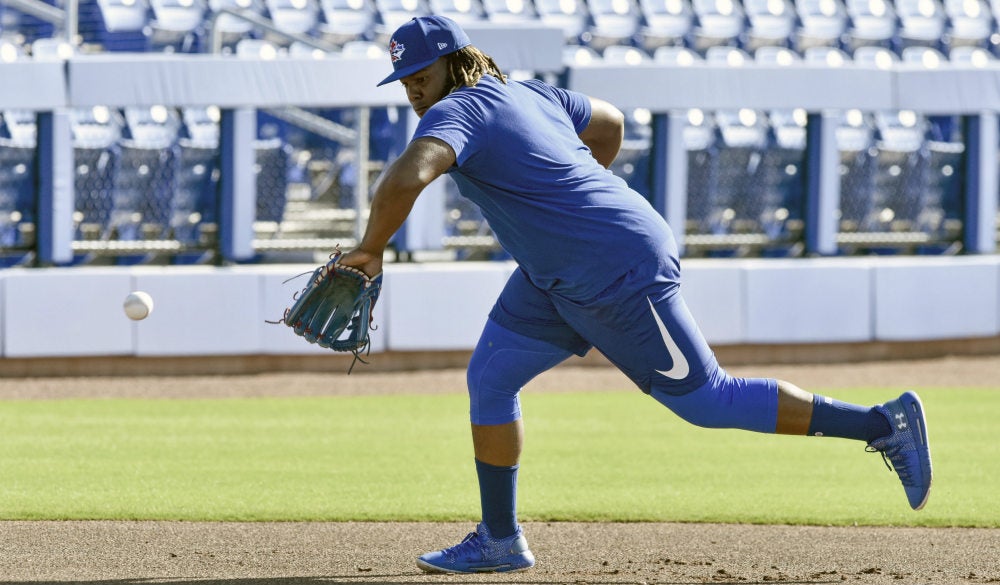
[2,354,999,585]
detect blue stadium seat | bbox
[705,46,771,233]
[743,0,797,51]
[207,0,268,51]
[586,0,643,51]
[895,0,948,51]
[147,0,208,52]
[480,0,537,23]
[373,0,431,44]
[255,138,290,223]
[174,107,221,244]
[803,46,879,233]
[317,0,377,46]
[0,110,37,248]
[114,106,181,240]
[854,46,935,235]
[753,46,807,238]
[942,0,994,50]
[534,0,592,44]
[77,0,151,51]
[690,0,745,52]
[71,106,124,240]
[843,0,896,52]
[428,0,486,25]
[653,46,726,235]
[636,0,694,52]
[263,0,322,42]
[793,0,848,51]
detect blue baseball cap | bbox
[377,16,471,87]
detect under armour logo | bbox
[437,42,448,50]
[895,412,908,430]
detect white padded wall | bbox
[681,260,746,344]
[873,257,1000,340]
[132,267,262,355]
[384,262,515,351]
[3,268,133,357]
[744,259,873,343]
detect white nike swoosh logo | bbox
[648,298,689,380]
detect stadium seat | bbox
[705,46,771,234]
[428,0,486,25]
[843,0,897,52]
[586,0,644,51]
[793,0,848,51]
[0,109,37,248]
[77,0,151,52]
[803,46,879,234]
[534,0,592,45]
[895,0,948,51]
[316,0,377,46]
[753,46,807,238]
[942,0,994,49]
[636,0,694,52]
[71,106,124,240]
[263,0,322,42]
[653,46,727,236]
[854,46,935,235]
[373,0,431,44]
[690,0,746,52]
[480,0,537,23]
[174,107,221,244]
[113,106,182,240]
[207,0,268,52]
[743,0,797,51]
[146,0,209,52]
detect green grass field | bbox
[0,387,995,527]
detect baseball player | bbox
[337,15,933,574]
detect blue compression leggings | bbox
[468,319,780,435]
[467,319,574,425]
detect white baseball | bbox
[123,291,154,321]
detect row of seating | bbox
[593,42,967,253]
[2,0,1000,56]
[0,104,289,256]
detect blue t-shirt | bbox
[414,76,677,301]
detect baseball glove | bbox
[280,253,382,364]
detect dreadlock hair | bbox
[444,46,507,94]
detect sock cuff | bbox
[475,459,519,473]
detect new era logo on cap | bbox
[377,16,471,86]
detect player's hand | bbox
[337,248,383,279]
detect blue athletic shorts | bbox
[488,259,721,397]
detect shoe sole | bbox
[901,390,933,510]
[416,557,535,574]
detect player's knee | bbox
[650,372,778,433]
[467,351,523,425]
[467,321,574,425]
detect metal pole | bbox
[354,106,371,244]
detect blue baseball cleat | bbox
[867,390,933,510]
[416,522,535,573]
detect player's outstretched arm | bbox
[338,136,456,276]
[579,97,625,169]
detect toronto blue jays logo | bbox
[389,39,405,63]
